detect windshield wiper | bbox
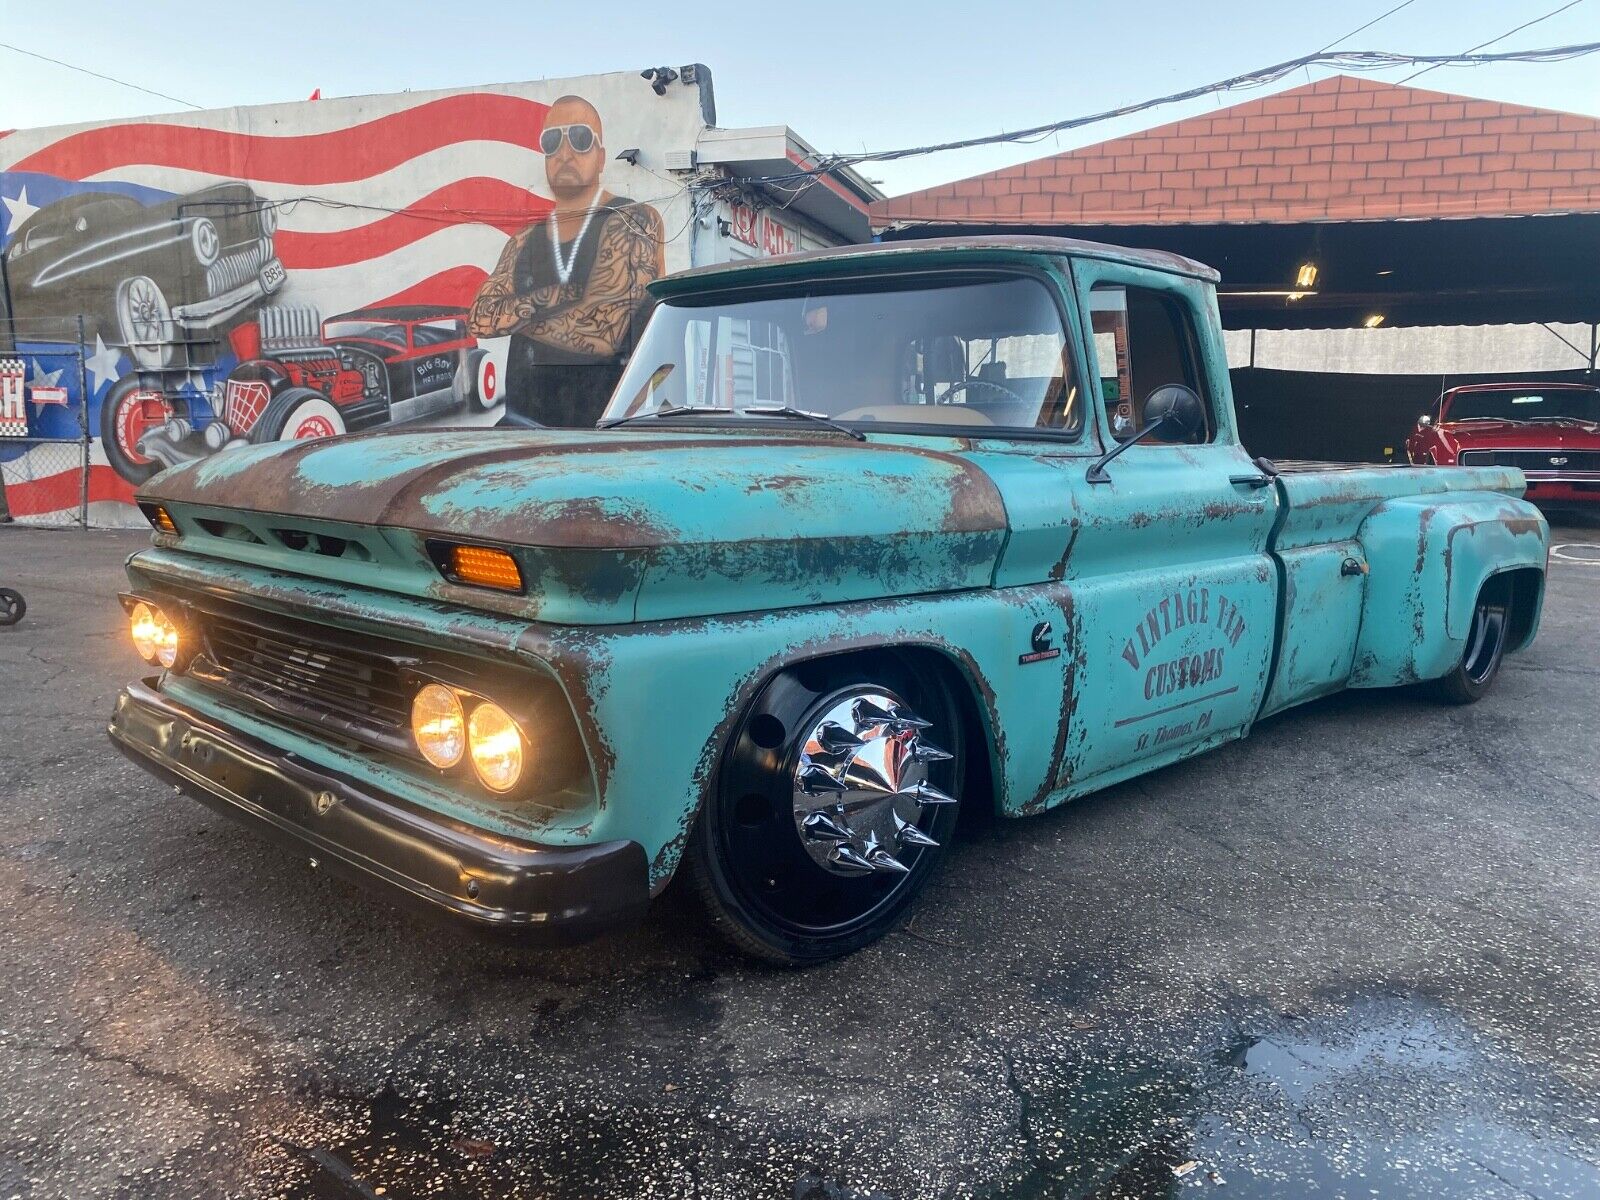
[740,405,867,441]
[596,403,727,430]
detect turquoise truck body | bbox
[109,236,1549,943]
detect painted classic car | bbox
[98,304,498,484]
[108,236,1549,964]
[4,182,283,369]
[1407,381,1600,511]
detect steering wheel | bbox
[935,377,1027,407]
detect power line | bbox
[0,40,202,110]
[1400,0,1590,83]
[1316,0,1423,54]
[747,42,1600,190]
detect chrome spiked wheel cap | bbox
[793,689,953,876]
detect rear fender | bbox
[1350,493,1547,687]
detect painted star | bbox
[28,360,64,390]
[85,335,124,393]
[2,185,40,233]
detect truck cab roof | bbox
[653,234,1220,297]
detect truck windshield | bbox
[1446,387,1600,423]
[603,275,1081,435]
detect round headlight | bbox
[154,610,180,669]
[412,683,465,768]
[191,217,220,266]
[468,701,523,793]
[258,202,278,237]
[130,602,160,662]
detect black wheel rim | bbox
[715,675,959,941]
[1463,600,1508,685]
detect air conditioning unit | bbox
[663,149,698,172]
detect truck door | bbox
[1061,258,1280,785]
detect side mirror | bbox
[1086,384,1207,484]
[1142,384,1206,443]
[1417,414,1434,428]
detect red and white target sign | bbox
[0,360,27,437]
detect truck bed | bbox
[1272,460,1526,552]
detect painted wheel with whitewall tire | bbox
[99,375,182,485]
[464,348,499,410]
[1432,576,1512,705]
[248,388,347,444]
[115,275,175,370]
[685,656,963,964]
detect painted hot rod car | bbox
[100,304,499,483]
[4,182,283,369]
[109,237,1548,964]
[221,305,497,443]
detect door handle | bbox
[1229,473,1273,488]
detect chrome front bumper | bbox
[107,677,649,941]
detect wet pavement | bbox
[1,521,1597,1199]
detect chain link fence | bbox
[0,317,92,528]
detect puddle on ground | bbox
[999,994,1600,1199]
[269,995,1600,1199]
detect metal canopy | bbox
[880,213,1600,330]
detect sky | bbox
[1,0,1597,197]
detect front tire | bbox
[248,388,347,444]
[99,376,180,484]
[685,656,962,965]
[1432,577,1512,704]
[0,589,24,626]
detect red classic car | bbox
[222,304,498,443]
[1407,382,1600,509]
[103,304,501,482]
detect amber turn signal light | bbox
[447,544,523,593]
[141,504,178,535]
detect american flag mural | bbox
[0,72,695,523]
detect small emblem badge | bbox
[1549,456,1568,466]
[1019,620,1062,665]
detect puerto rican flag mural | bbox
[0,72,695,524]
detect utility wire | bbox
[746,42,1600,190]
[0,39,202,110]
[1400,0,1590,82]
[1316,0,1423,54]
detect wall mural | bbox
[0,74,696,524]
[469,95,665,428]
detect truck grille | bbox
[194,604,416,750]
[205,239,271,297]
[1458,448,1600,472]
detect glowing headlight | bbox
[412,683,466,768]
[130,602,161,662]
[468,701,523,793]
[154,610,180,669]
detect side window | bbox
[1091,284,1215,444]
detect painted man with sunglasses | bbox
[470,94,665,427]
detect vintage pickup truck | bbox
[109,236,1549,964]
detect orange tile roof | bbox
[871,75,1600,227]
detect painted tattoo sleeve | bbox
[467,228,540,337]
[521,205,666,357]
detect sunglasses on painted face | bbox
[540,124,597,155]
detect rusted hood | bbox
[140,427,1009,623]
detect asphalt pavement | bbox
[1,521,1597,1200]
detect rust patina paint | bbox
[113,236,1551,918]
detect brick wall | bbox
[874,75,1600,226]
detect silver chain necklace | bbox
[549,204,599,285]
